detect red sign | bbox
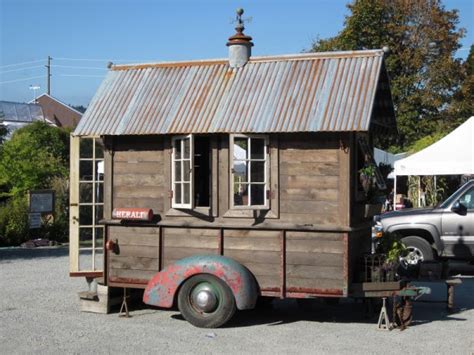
[112,208,154,221]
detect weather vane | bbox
[231,8,252,33]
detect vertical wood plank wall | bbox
[106,133,359,294]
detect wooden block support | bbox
[79,284,122,314]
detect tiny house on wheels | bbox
[69,12,397,328]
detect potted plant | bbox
[376,233,407,281]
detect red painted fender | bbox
[143,255,258,310]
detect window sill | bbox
[223,209,278,219]
[165,207,211,217]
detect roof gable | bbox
[74,50,395,136]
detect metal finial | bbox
[235,8,244,32]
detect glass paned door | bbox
[70,136,104,275]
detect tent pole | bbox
[418,176,421,207]
[393,174,397,211]
[434,176,437,204]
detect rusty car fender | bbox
[143,255,258,310]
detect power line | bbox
[52,65,106,70]
[54,57,152,63]
[0,59,44,69]
[60,74,105,78]
[0,65,44,74]
[0,75,44,85]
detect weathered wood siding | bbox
[223,230,281,290]
[112,136,165,213]
[286,231,345,293]
[162,228,219,267]
[106,133,355,294]
[108,226,160,286]
[279,133,348,226]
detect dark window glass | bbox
[250,184,265,206]
[95,228,104,247]
[80,138,93,158]
[251,139,265,159]
[79,206,93,225]
[95,205,103,224]
[79,183,93,203]
[96,183,104,203]
[251,161,265,182]
[80,161,93,181]
[79,227,93,247]
[175,183,182,204]
[94,139,104,158]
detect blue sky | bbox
[1,0,472,106]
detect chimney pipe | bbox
[226,8,253,68]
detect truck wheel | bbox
[177,274,236,328]
[400,236,434,266]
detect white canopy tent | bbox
[392,116,474,209]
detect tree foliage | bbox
[310,0,466,148]
[70,104,87,113]
[446,44,474,125]
[0,121,69,196]
[0,124,7,145]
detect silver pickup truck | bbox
[373,179,474,266]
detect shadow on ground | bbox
[0,246,69,261]
[164,278,474,329]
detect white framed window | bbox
[172,135,193,209]
[230,135,269,209]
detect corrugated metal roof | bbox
[0,101,44,123]
[74,50,395,136]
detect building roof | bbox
[0,101,44,123]
[34,94,82,128]
[74,50,396,136]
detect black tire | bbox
[177,274,236,328]
[401,236,434,263]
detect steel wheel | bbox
[401,246,425,266]
[177,274,236,328]
[399,236,435,277]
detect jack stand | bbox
[377,297,391,330]
[119,288,130,318]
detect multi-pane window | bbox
[78,138,104,271]
[172,136,193,208]
[171,135,212,210]
[231,135,269,208]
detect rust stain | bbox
[75,50,393,136]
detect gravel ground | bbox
[1,247,473,354]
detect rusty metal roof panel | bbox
[74,50,392,136]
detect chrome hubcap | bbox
[402,247,424,265]
[191,284,218,313]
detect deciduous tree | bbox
[0,121,69,196]
[311,0,465,149]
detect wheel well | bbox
[397,229,437,252]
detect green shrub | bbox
[0,195,30,246]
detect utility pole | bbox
[46,56,52,95]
